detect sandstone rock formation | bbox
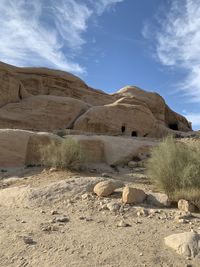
[0,129,61,168]
[0,130,157,168]
[0,61,192,136]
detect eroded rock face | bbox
[164,232,200,258]
[0,129,62,168]
[0,95,89,131]
[74,102,157,137]
[0,61,192,136]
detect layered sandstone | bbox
[0,61,192,137]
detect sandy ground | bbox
[0,167,200,267]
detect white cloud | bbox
[185,113,200,128]
[93,0,124,15]
[0,0,124,74]
[155,0,200,102]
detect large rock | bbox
[0,95,89,131]
[0,129,62,168]
[74,102,157,137]
[164,232,200,258]
[0,62,192,137]
[122,186,146,204]
[93,181,116,197]
[0,65,29,108]
[69,135,158,165]
[146,192,171,207]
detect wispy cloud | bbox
[0,0,124,74]
[155,0,200,102]
[93,0,124,15]
[185,113,200,128]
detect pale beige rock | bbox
[178,199,196,213]
[128,161,139,168]
[93,181,115,197]
[74,102,157,137]
[0,61,192,137]
[146,192,171,207]
[122,186,146,204]
[164,232,200,258]
[0,129,62,168]
[69,135,157,165]
[0,95,89,131]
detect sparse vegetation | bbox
[146,136,200,204]
[40,138,87,170]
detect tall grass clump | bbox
[40,138,87,171]
[146,136,200,206]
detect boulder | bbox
[0,95,89,131]
[128,161,139,168]
[0,129,62,168]
[164,232,200,258]
[74,102,157,137]
[146,192,171,207]
[93,181,116,197]
[70,135,157,165]
[122,186,146,204]
[178,199,196,213]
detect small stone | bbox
[21,220,26,223]
[178,199,196,213]
[41,225,58,232]
[128,161,138,168]
[136,208,149,217]
[107,202,121,212]
[51,210,58,215]
[56,216,69,223]
[81,193,91,200]
[23,236,36,245]
[101,173,112,178]
[117,220,131,227]
[178,219,189,224]
[49,167,58,173]
[122,186,146,204]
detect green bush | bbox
[40,137,87,171]
[146,136,200,205]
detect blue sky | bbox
[0,0,200,129]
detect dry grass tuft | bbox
[40,137,87,171]
[146,136,200,203]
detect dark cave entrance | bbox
[18,84,22,100]
[131,131,138,137]
[121,125,126,133]
[168,123,179,131]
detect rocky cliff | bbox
[0,61,192,137]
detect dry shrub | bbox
[146,136,200,203]
[40,137,87,170]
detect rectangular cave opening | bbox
[168,123,179,131]
[121,125,126,133]
[131,131,138,137]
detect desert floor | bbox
[0,167,199,267]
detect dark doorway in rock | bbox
[168,123,178,131]
[18,84,22,100]
[131,131,137,137]
[121,125,126,133]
